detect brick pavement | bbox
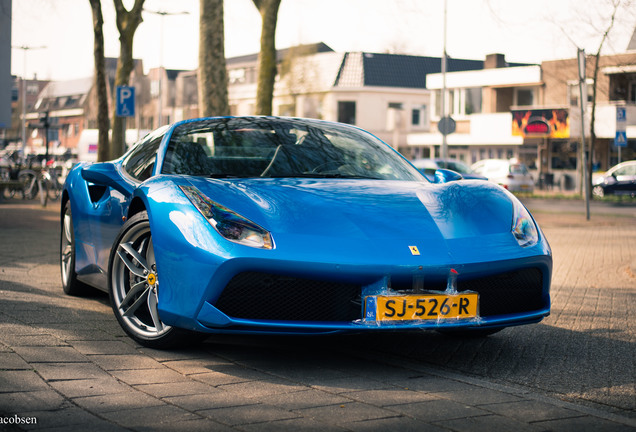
[0,200,634,431]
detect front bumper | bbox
[188,256,551,335]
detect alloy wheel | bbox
[110,219,172,340]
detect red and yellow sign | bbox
[512,109,569,138]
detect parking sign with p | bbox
[116,86,135,117]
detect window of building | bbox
[551,141,578,170]
[27,84,39,95]
[630,81,636,103]
[229,68,246,84]
[411,105,428,127]
[465,88,482,114]
[568,80,594,107]
[516,88,534,106]
[434,90,442,118]
[449,89,457,115]
[338,101,356,125]
[150,80,159,97]
[433,88,481,118]
[387,103,403,130]
[412,109,420,125]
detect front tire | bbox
[109,211,200,349]
[592,185,605,199]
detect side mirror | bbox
[81,163,131,195]
[434,168,463,184]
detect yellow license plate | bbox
[366,293,478,322]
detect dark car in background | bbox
[592,160,636,198]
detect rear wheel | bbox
[2,185,15,199]
[48,182,61,201]
[61,202,90,295]
[109,211,202,349]
[19,171,37,200]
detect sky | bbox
[8,0,636,82]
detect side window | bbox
[123,137,163,181]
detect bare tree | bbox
[545,0,634,196]
[198,0,229,117]
[88,0,110,162]
[252,0,282,116]
[110,0,144,159]
[586,1,622,198]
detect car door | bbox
[81,135,164,288]
[613,163,636,195]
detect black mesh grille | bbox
[458,268,545,316]
[214,268,545,322]
[214,273,362,322]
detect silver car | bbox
[471,159,534,193]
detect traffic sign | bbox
[438,116,456,135]
[615,131,627,147]
[616,106,626,123]
[116,86,135,117]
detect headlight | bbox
[180,185,274,249]
[511,198,538,247]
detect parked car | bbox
[61,116,551,348]
[471,159,534,193]
[411,158,488,181]
[592,160,636,198]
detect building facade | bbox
[408,52,636,191]
[5,43,635,188]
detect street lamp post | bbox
[144,9,189,127]
[440,0,448,160]
[12,45,46,152]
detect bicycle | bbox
[36,160,68,206]
[19,169,39,200]
[1,161,37,200]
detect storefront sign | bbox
[512,109,569,138]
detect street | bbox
[0,198,634,431]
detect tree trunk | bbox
[585,1,619,200]
[110,0,144,160]
[88,0,110,162]
[589,53,600,199]
[252,0,281,116]
[198,0,229,117]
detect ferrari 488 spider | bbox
[60,117,551,348]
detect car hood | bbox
[178,178,518,262]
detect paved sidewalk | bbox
[0,201,634,431]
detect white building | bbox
[407,54,541,166]
[226,43,484,156]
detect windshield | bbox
[161,117,422,181]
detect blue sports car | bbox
[60,117,551,348]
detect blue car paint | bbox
[137,176,550,333]
[63,116,552,337]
